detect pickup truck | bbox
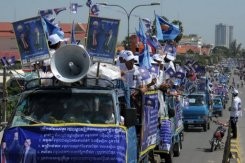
[0,78,159,163]
[182,93,211,131]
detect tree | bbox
[229,40,242,57]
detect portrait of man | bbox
[104,28,117,53]
[20,139,36,163]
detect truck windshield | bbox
[11,92,115,127]
[187,95,205,106]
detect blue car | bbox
[212,97,223,116]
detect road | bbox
[170,76,235,163]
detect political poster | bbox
[1,126,127,163]
[140,90,158,156]
[12,16,50,65]
[86,16,120,64]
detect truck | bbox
[182,77,211,131]
[154,92,184,163]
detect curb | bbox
[230,138,241,163]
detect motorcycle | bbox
[209,118,228,152]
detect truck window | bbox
[187,95,205,106]
[11,92,114,127]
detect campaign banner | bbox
[159,119,172,152]
[140,90,158,156]
[12,16,50,65]
[1,126,127,163]
[175,101,183,131]
[86,16,120,64]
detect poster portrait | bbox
[12,16,50,65]
[86,16,120,64]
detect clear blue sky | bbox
[1,0,245,47]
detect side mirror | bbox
[123,108,137,128]
[0,122,8,131]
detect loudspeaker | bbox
[50,44,90,83]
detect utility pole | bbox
[2,65,8,123]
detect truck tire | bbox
[210,141,215,152]
[219,111,223,117]
[184,124,188,131]
[173,142,181,157]
[164,152,173,163]
[203,123,207,132]
[208,122,210,130]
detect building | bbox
[215,23,233,48]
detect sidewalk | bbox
[231,74,244,163]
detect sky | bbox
[1,0,245,47]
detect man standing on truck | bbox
[230,89,242,139]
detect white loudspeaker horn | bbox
[50,44,91,83]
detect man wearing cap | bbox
[40,34,65,85]
[230,89,242,138]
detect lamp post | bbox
[100,2,160,49]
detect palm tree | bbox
[229,40,242,57]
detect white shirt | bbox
[230,96,242,117]
[123,65,141,88]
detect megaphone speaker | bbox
[51,44,91,83]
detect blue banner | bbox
[1,126,127,163]
[159,119,172,152]
[140,91,158,156]
[12,16,50,65]
[86,16,120,64]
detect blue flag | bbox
[90,4,100,16]
[155,14,180,41]
[7,56,16,66]
[165,67,175,77]
[54,7,66,15]
[1,57,8,66]
[70,3,82,14]
[43,18,64,38]
[137,18,151,69]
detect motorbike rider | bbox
[230,89,242,139]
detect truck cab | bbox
[182,93,211,131]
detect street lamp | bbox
[100,2,160,49]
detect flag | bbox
[70,3,82,14]
[1,57,8,66]
[70,20,76,44]
[38,9,53,17]
[43,18,64,38]
[86,0,93,8]
[90,4,100,16]
[165,67,175,78]
[54,7,66,15]
[7,56,16,66]
[155,14,180,41]
[138,67,151,80]
[175,67,185,79]
[142,18,151,35]
[137,18,151,69]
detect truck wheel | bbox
[210,141,214,152]
[203,123,207,132]
[219,111,223,117]
[173,142,181,157]
[165,152,173,163]
[184,124,188,131]
[207,122,210,130]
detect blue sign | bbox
[12,16,50,65]
[140,91,158,156]
[159,119,172,152]
[86,16,120,64]
[1,126,127,163]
